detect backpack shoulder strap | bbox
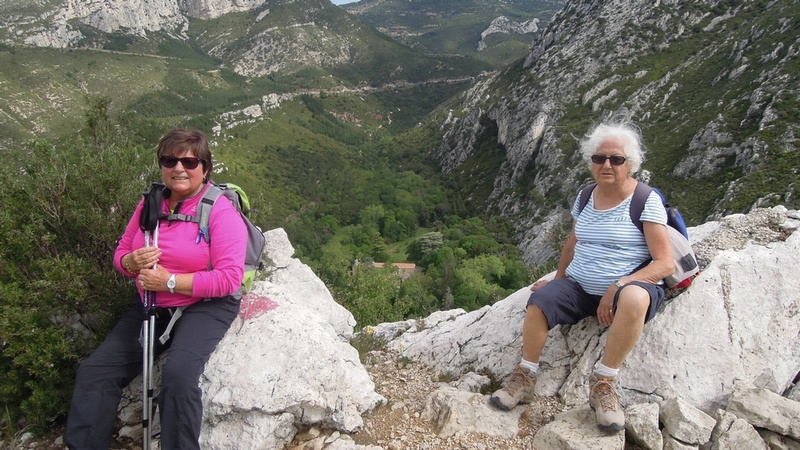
[161,185,224,227]
[165,212,197,223]
[195,185,224,244]
[577,183,597,215]
[579,181,656,234]
[629,181,653,234]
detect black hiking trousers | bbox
[65,294,240,450]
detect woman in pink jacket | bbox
[66,129,247,450]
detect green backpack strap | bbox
[194,186,224,245]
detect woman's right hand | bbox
[127,247,162,272]
[530,279,550,292]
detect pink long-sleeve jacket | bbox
[114,183,247,307]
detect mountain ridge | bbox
[0,0,490,81]
[0,0,488,152]
[342,0,564,68]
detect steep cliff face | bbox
[435,0,800,265]
[5,0,186,47]
[188,0,368,78]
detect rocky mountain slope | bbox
[432,0,800,266]
[343,0,564,68]
[0,0,484,80]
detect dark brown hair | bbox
[156,128,213,181]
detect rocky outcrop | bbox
[2,0,361,78]
[19,0,187,47]
[477,16,538,51]
[9,0,276,48]
[374,206,800,449]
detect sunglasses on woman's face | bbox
[159,156,202,170]
[591,154,627,166]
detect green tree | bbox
[359,204,387,230]
[338,266,403,326]
[407,231,444,263]
[452,255,506,310]
[394,275,438,319]
[313,243,354,291]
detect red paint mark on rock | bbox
[239,292,279,320]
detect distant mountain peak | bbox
[2,0,279,48]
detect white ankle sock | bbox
[595,362,619,378]
[520,358,539,374]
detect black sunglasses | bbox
[591,154,627,166]
[159,156,202,170]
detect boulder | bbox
[421,385,522,438]
[711,408,768,450]
[726,385,800,440]
[531,407,625,449]
[625,403,662,450]
[120,228,384,449]
[659,397,715,446]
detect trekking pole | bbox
[139,183,163,450]
[141,230,154,450]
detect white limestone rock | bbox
[726,386,800,440]
[659,397,715,446]
[421,385,522,439]
[626,403,663,450]
[531,407,625,450]
[711,408,768,450]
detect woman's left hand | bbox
[138,266,171,292]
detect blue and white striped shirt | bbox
[565,189,667,295]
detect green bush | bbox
[0,98,159,434]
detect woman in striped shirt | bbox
[490,121,675,433]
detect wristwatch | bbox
[167,274,177,293]
[614,279,624,289]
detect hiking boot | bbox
[489,364,536,411]
[588,373,625,432]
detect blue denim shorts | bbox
[526,277,665,329]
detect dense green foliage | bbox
[279,124,532,326]
[0,98,160,434]
[307,213,531,326]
